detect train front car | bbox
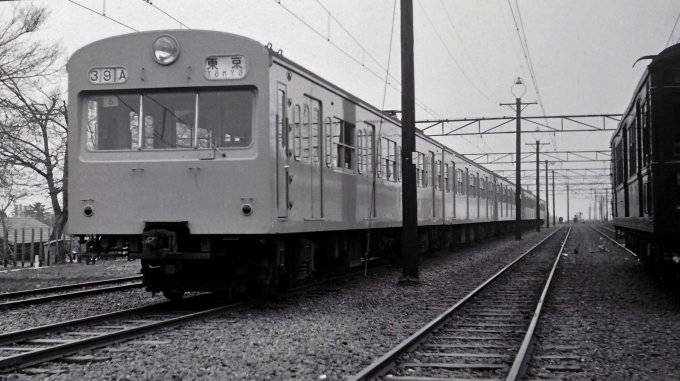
[68,31,272,300]
[611,44,680,270]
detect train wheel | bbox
[162,290,185,302]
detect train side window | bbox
[377,138,382,178]
[434,160,441,190]
[293,105,301,160]
[444,163,450,192]
[277,89,286,149]
[424,153,431,188]
[398,146,402,181]
[469,173,475,197]
[673,104,680,156]
[628,124,636,176]
[364,129,369,174]
[384,139,397,181]
[416,153,424,187]
[480,177,485,199]
[302,104,310,163]
[457,169,464,195]
[332,119,340,167]
[334,119,355,171]
[325,117,332,167]
[357,130,363,174]
[311,104,320,165]
[366,127,374,174]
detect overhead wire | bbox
[67,0,139,32]
[144,2,191,29]
[666,9,680,48]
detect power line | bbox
[416,0,498,105]
[143,1,191,29]
[438,0,502,102]
[666,10,680,48]
[67,0,138,32]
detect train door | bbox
[276,84,288,219]
[307,97,323,218]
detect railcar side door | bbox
[276,84,289,218]
[308,97,323,218]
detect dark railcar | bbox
[611,44,680,267]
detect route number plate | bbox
[205,55,247,80]
[89,67,128,84]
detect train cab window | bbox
[197,89,254,149]
[85,93,140,150]
[334,119,355,171]
[445,163,450,192]
[293,105,301,160]
[85,89,255,151]
[325,117,332,167]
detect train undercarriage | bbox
[81,220,539,300]
[615,226,680,279]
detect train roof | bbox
[611,43,680,145]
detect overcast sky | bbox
[8,0,679,221]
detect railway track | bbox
[0,265,389,373]
[590,225,637,258]
[0,276,144,309]
[351,226,571,381]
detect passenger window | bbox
[366,127,374,174]
[325,117,332,167]
[435,160,441,190]
[445,163,450,192]
[334,119,355,171]
[398,146,402,181]
[302,104,310,163]
[277,89,286,149]
[311,105,320,165]
[293,105,301,160]
[377,138,382,178]
[357,130,363,174]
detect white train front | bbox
[68,31,544,300]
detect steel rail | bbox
[595,225,616,234]
[349,227,564,381]
[0,264,391,372]
[590,225,637,257]
[0,276,143,300]
[0,283,143,309]
[506,226,572,380]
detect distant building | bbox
[0,217,52,247]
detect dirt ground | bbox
[0,259,141,293]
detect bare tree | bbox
[0,4,67,261]
[0,165,27,265]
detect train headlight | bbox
[152,35,180,65]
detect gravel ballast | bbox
[0,259,141,293]
[1,227,564,380]
[527,224,680,380]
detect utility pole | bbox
[567,182,570,223]
[552,170,555,226]
[545,160,549,228]
[526,141,548,232]
[501,79,536,241]
[399,0,418,285]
